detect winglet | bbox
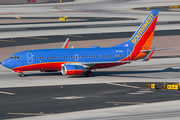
[62,37,70,49]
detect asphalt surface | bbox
[0,17,137,25]
[1,82,180,119]
[0,29,180,48]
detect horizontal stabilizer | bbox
[154,47,178,51]
[143,47,155,61]
[141,47,177,53]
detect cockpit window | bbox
[10,56,20,59]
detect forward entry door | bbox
[27,52,33,64]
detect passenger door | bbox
[27,52,33,64]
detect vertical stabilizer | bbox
[113,10,159,49]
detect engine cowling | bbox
[61,65,84,75]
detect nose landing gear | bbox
[14,70,24,77]
[19,73,24,77]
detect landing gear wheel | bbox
[19,73,24,77]
[85,71,92,77]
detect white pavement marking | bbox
[0,91,16,95]
[127,90,154,95]
[52,96,86,100]
[106,82,140,89]
[7,112,50,116]
[106,102,146,105]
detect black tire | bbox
[85,71,92,77]
[19,73,24,77]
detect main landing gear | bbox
[85,71,93,77]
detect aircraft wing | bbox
[62,60,134,68]
[62,37,70,49]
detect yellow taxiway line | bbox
[15,16,21,19]
[23,37,48,40]
[0,40,16,42]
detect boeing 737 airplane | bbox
[2,10,169,77]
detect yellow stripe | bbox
[169,5,179,9]
[15,16,21,19]
[23,37,48,40]
[0,40,16,42]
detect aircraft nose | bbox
[1,59,12,69]
[1,60,6,66]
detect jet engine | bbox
[61,64,84,75]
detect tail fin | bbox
[113,10,159,49]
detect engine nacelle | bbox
[61,65,84,75]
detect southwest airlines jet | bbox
[2,10,163,77]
